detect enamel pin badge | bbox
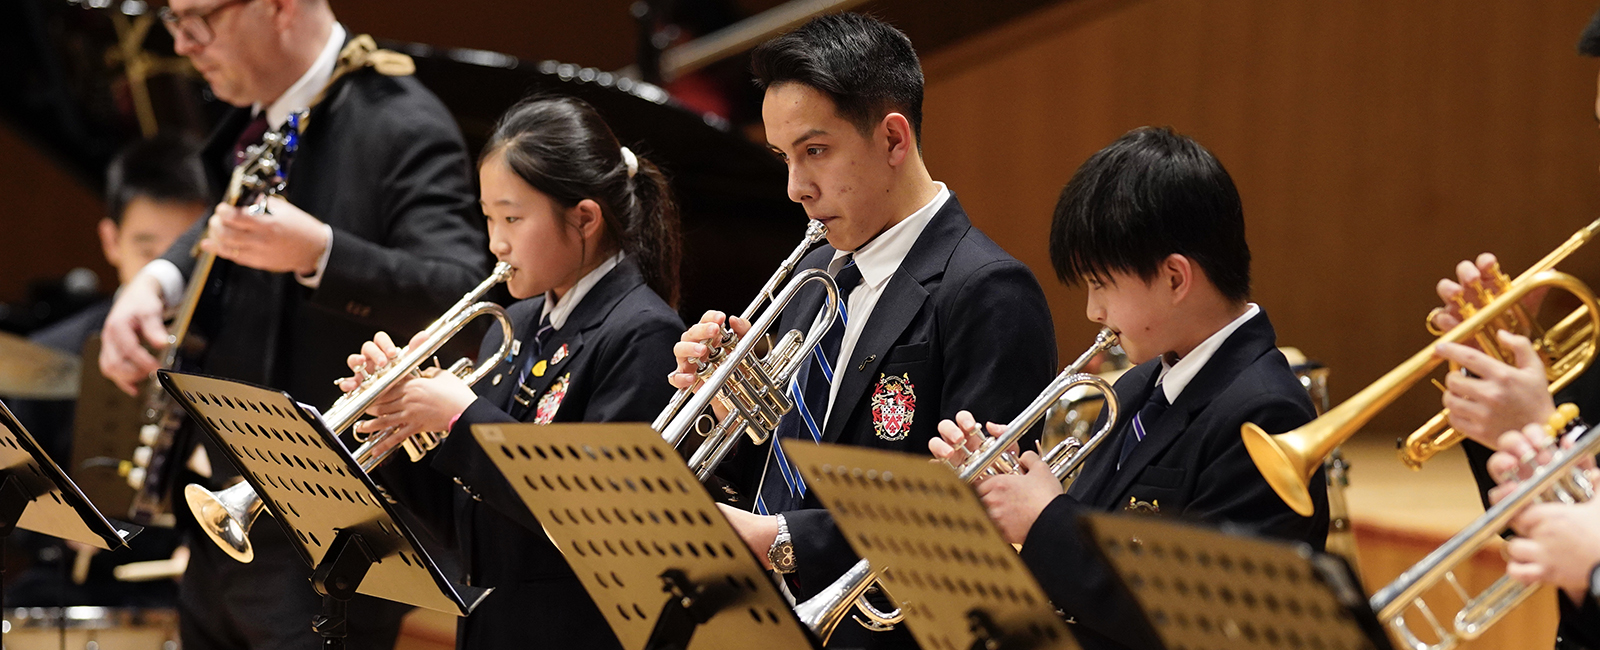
[870,373,917,441]
[533,373,571,424]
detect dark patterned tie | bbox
[229,112,271,163]
[755,258,861,515]
[1118,384,1169,470]
[507,314,557,419]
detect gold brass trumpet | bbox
[185,262,516,562]
[1371,404,1594,650]
[794,328,1124,643]
[1243,259,1600,516]
[1399,218,1600,468]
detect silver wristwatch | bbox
[768,514,796,574]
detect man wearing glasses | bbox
[97,0,487,649]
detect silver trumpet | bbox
[185,262,517,562]
[795,328,1124,642]
[653,220,838,480]
[1371,403,1596,650]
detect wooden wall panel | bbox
[919,0,1600,436]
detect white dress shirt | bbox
[821,182,950,430]
[539,252,625,331]
[1153,302,1261,404]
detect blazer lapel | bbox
[1095,311,1280,503]
[513,258,648,410]
[514,328,586,409]
[1067,362,1157,504]
[822,271,928,443]
[480,301,543,411]
[817,195,974,444]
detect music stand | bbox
[69,335,145,517]
[0,399,140,645]
[469,422,818,650]
[156,371,490,648]
[1081,512,1393,650]
[783,441,1080,650]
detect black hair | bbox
[481,95,682,306]
[751,12,925,143]
[1580,7,1600,57]
[104,134,209,224]
[1049,126,1252,303]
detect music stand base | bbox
[310,529,376,650]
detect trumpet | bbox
[1400,217,1600,468]
[1243,219,1600,517]
[795,328,1124,642]
[1371,404,1594,650]
[654,220,838,480]
[184,262,516,562]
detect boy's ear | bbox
[1163,253,1194,303]
[882,113,916,167]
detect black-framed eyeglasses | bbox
[158,0,255,46]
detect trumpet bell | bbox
[1241,421,1318,517]
[185,481,263,563]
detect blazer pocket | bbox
[881,341,931,366]
[1134,465,1185,490]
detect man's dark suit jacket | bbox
[1019,309,1329,650]
[410,259,685,650]
[158,62,488,650]
[722,195,1058,649]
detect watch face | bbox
[771,542,796,573]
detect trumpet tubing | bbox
[186,262,516,562]
[1242,269,1600,517]
[1373,404,1593,650]
[797,328,1125,643]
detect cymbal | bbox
[0,331,80,399]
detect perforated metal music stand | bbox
[0,398,140,648]
[468,422,818,650]
[783,441,1080,650]
[1082,513,1393,650]
[156,371,489,627]
[0,399,135,549]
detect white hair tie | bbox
[620,146,639,178]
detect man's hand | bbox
[974,452,1061,545]
[1506,498,1600,601]
[930,410,1009,469]
[1430,252,1548,337]
[1435,331,1555,448]
[99,273,170,395]
[667,311,751,420]
[716,503,779,569]
[200,197,329,276]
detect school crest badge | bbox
[1125,497,1160,515]
[533,373,571,424]
[870,373,916,441]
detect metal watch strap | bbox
[769,514,795,574]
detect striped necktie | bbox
[507,314,556,419]
[754,258,861,515]
[1117,384,1169,470]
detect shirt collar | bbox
[540,252,625,330]
[256,23,346,129]
[829,182,950,285]
[1156,302,1260,404]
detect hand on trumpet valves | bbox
[929,410,1011,469]
[338,330,408,393]
[668,311,752,415]
[1429,252,1549,336]
[974,452,1060,545]
[1503,497,1600,602]
[98,272,170,395]
[1485,422,1597,505]
[1435,331,1555,448]
[199,197,330,276]
[341,331,476,445]
[715,503,779,569]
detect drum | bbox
[3,607,178,650]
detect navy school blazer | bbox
[1020,309,1330,650]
